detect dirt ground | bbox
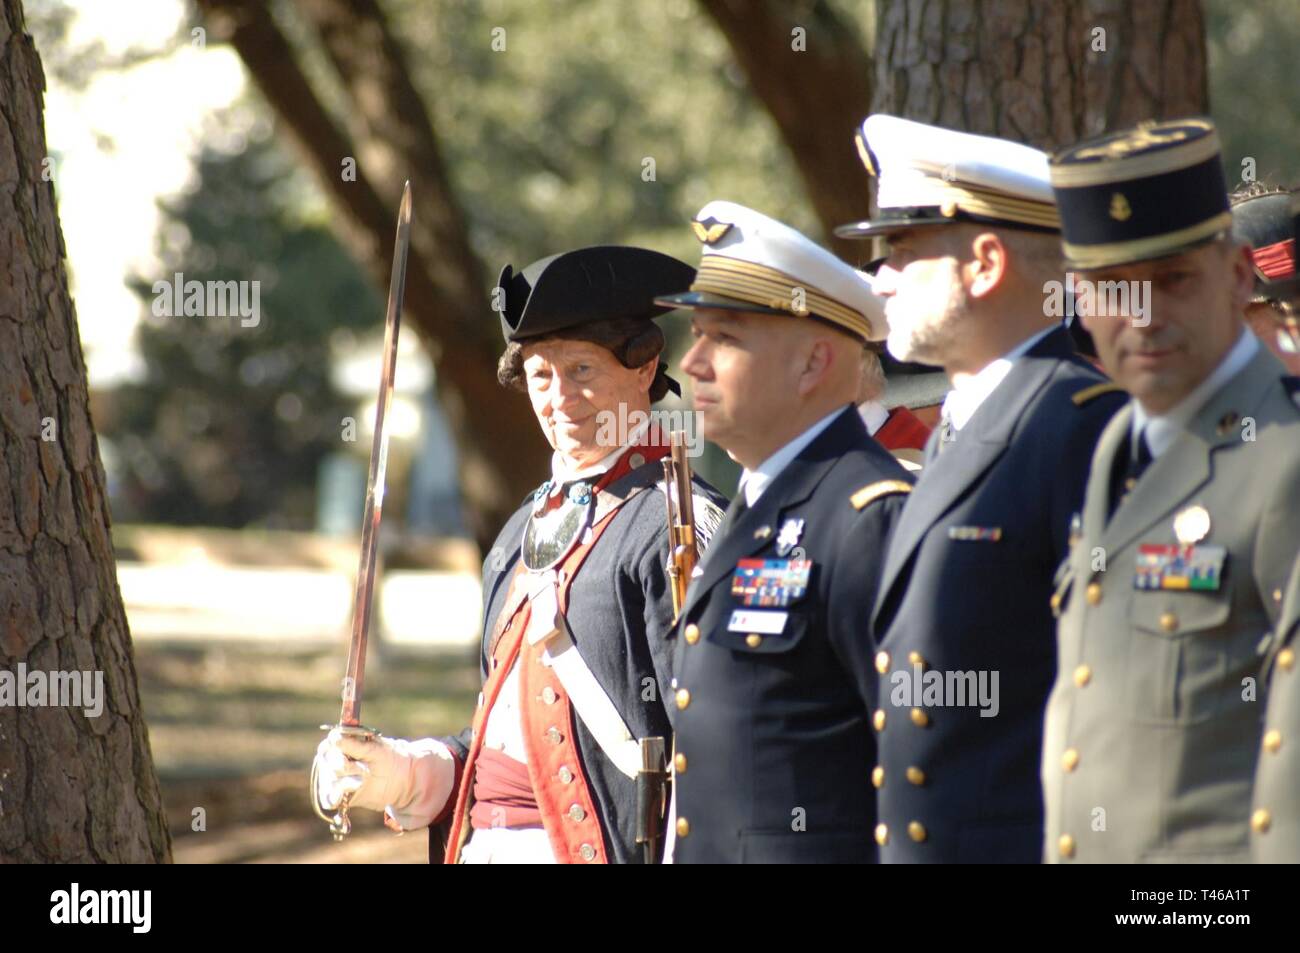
[135,641,480,863]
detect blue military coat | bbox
[870,326,1125,862]
[670,406,914,863]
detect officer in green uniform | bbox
[1042,119,1300,863]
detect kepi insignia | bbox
[1109,193,1132,221]
[691,217,733,245]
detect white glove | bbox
[313,728,457,831]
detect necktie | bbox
[714,490,750,541]
[1107,427,1152,520]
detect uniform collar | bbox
[941,324,1058,431]
[1131,329,1258,459]
[739,405,848,507]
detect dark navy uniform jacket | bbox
[671,406,914,863]
[432,461,727,863]
[871,326,1124,863]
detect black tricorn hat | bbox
[497,246,695,343]
[1230,189,1297,301]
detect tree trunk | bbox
[872,0,1208,148]
[197,0,552,547]
[0,0,170,862]
[697,0,876,259]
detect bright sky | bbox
[42,0,246,385]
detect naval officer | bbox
[659,201,915,863]
[835,115,1126,863]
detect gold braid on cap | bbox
[690,255,871,340]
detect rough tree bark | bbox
[0,0,170,862]
[697,0,876,259]
[196,0,551,547]
[872,0,1208,148]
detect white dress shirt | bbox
[738,406,848,506]
[941,325,1057,432]
[857,399,890,437]
[1131,329,1258,459]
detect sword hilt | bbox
[312,722,379,841]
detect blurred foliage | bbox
[1206,0,1300,190]
[105,118,382,529]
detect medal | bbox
[1173,505,1210,545]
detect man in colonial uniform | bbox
[657,201,915,863]
[836,115,1126,863]
[1042,119,1300,862]
[313,246,726,863]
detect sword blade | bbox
[339,181,412,727]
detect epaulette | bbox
[1071,381,1124,406]
[850,479,913,510]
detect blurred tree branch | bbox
[194,0,547,545]
[697,0,875,260]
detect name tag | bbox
[1135,544,1226,591]
[728,609,789,635]
[730,558,811,608]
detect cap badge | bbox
[1173,505,1211,546]
[691,218,733,245]
[1109,193,1132,222]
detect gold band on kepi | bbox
[1049,119,1232,269]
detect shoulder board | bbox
[850,479,913,510]
[1284,377,1299,410]
[1071,381,1124,406]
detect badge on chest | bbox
[1135,544,1226,591]
[730,557,811,607]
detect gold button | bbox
[568,803,586,822]
[907,651,926,668]
[1085,583,1102,606]
[1062,748,1080,773]
[874,824,889,846]
[1274,588,1284,602]
[1058,834,1076,859]
[906,766,926,786]
[674,752,687,773]
[546,726,564,745]
[684,623,700,645]
[676,817,690,838]
[1263,730,1282,754]
[1251,808,1271,833]
[910,708,930,727]
[873,709,886,731]
[1159,612,1178,633]
[675,688,691,710]
[1280,648,1295,672]
[871,766,884,789]
[875,651,890,674]
[1073,664,1092,688]
[908,821,927,842]
[1050,593,1061,612]
[541,686,557,705]
[745,634,763,648]
[579,843,596,862]
[558,765,574,783]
